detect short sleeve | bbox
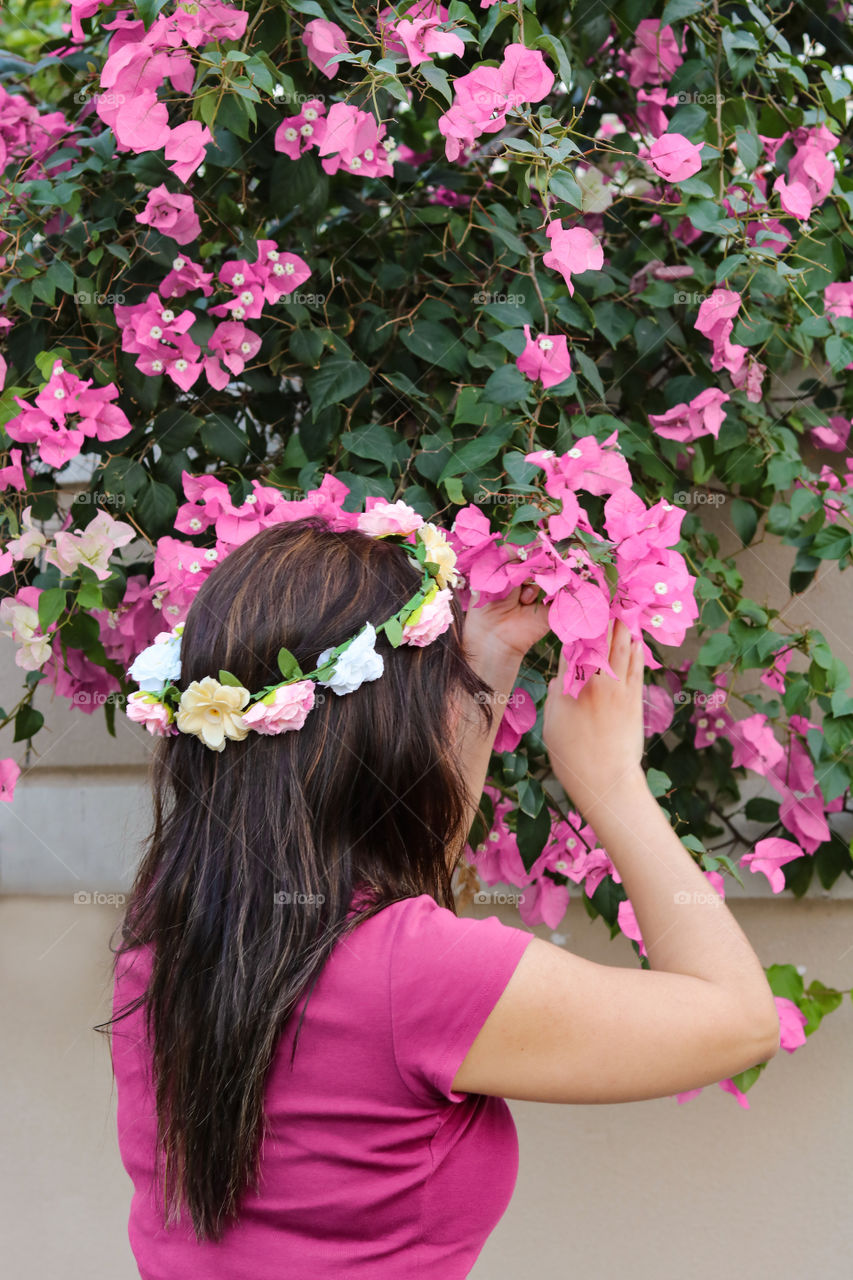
[389,894,535,1105]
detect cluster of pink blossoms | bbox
[114,239,309,392]
[437,41,555,162]
[4,359,134,469]
[274,97,395,179]
[73,1,252,180]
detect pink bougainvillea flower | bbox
[437,42,553,161]
[493,686,537,753]
[617,897,647,957]
[164,119,213,183]
[0,447,26,492]
[810,415,851,451]
[718,1077,751,1108]
[729,712,785,776]
[824,281,853,319]
[0,754,21,801]
[775,996,808,1053]
[377,2,449,54]
[316,102,393,178]
[241,681,316,734]
[500,43,555,102]
[740,836,804,893]
[787,142,835,208]
[648,387,730,442]
[773,174,813,220]
[542,221,604,295]
[135,184,201,245]
[391,16,464,66]
[173,0,249,47]
[516,326,573,387]
[159,254,215,298]
[643,683,675,737]
[624,18,683,87]
[301,18,350,79]
[110,90,171,154]
[274,99,327,160]
[760,646,793,694]
[635,86,678,136]
[640,132,704,182]
[43,508,136,582]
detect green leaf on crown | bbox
[384,616,404,648]
[276,647,304,682]
[218,669,243,687]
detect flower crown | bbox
[124,509,459,752]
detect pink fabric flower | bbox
[125,690,175,736]
[242,681,316,734]
[401,587,454,646]
[542,221,604,295]
[640,133,704,182]
[356,499,424,537]
[302,18,350,79]
[516,326,573,387]
[135,185,201,245]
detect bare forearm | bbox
[572,768,777,1024]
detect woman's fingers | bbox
[608,617,632,680]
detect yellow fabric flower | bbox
[176,676,251,751]
[418,522,458,589]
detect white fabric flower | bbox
[128,630,182,692]
[316,622,384,696]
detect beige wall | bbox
[1,893,850,1280]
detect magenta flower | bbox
[493,686,537,753]
[810,415,850,451]
[0,447,26,492]
[316,102,393,178]
[542,221,604,295]
[136,185,201,245]
[174,0,249,47]
[623,19,683,87]
[640,133,704,182]
[242,681,316,734]
[643,683,675,738]
[617,898,647,957]
[729,713,785,776]
[648,387,730,442]
[0,756,21,803]
[787,142,835,207]
[740,837,804,893]
[775,996,807,1053]
[824,281,853,319]
[302,18,351,79]
[392,17,464,66]
[164,120,212,183]
[159,255,214,299]
[773,174,812,220]
[274,100,327,160]
[516,326,573,387]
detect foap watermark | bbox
[672,489,727,508]
[474,890,527,906]
[71,690,124,708]
[472,487,525,505]
[75,291,126,306]
[473,291,526,305]
[674,91,725,106]
[273,88,328,105]
[673,890,723,906]
[273,891,326,906]
[474,689,528,707]
[673,689,727,709]
[74,491,127,507]
[74,890,127,906]
[672,290,708,306]
[291,292,326,306]
[73,90,126,107]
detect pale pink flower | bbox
[302,18,350,79]
[542,221,604,295]
[516,326,572,387]
[640,133,704,182]
[740,837,804,893]
[125,691,175,736]
[242,681,316,734]
[356,499,424,537]
[136,185,201,245]
[401,587,454,646]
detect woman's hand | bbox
[462,582,552,674]
[542,618,646,815]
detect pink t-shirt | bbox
[112,892,535,1278]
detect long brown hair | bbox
[98,515,494,1242]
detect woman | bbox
[104,514,780,1278]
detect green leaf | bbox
[573,349,605,399]
[305,358,370,415]
[661,0,705,24]
[698,632,736,666]
[276,646,303,681]
[730,498,758,545]
[384,616,404,647]
[37,587,67,633]
[482,365,530,406]
[399,320,466,375]
[200,415,250,465]
[13,704,44,743]
[419,61,453,104]
[217,669,244,687]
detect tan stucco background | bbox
[1,500,852,1276]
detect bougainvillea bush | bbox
[1,0,852,1105]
